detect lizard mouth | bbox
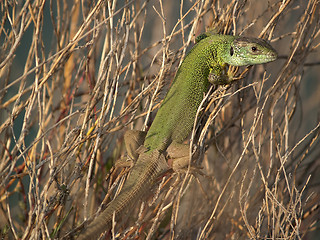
[267,50,278,61]
[252,49,278,64]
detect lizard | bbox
[77,33,277,239]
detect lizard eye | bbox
[230,46,234,56]
[251,46,257,52]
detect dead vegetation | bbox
[0,0,319,239]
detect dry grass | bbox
[0,0,319,239]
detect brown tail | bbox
[78,151,168,239]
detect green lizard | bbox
[77,33,277,239]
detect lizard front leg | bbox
[208,63,237,85]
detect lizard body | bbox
[77,34,277,239]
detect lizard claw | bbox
[115,156,134,168]
[173,164,205,178]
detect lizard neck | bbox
[144,35,235,152]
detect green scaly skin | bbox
[77,34,277,239]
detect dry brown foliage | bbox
[0,0,319,239]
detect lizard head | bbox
[224,36,278,66]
